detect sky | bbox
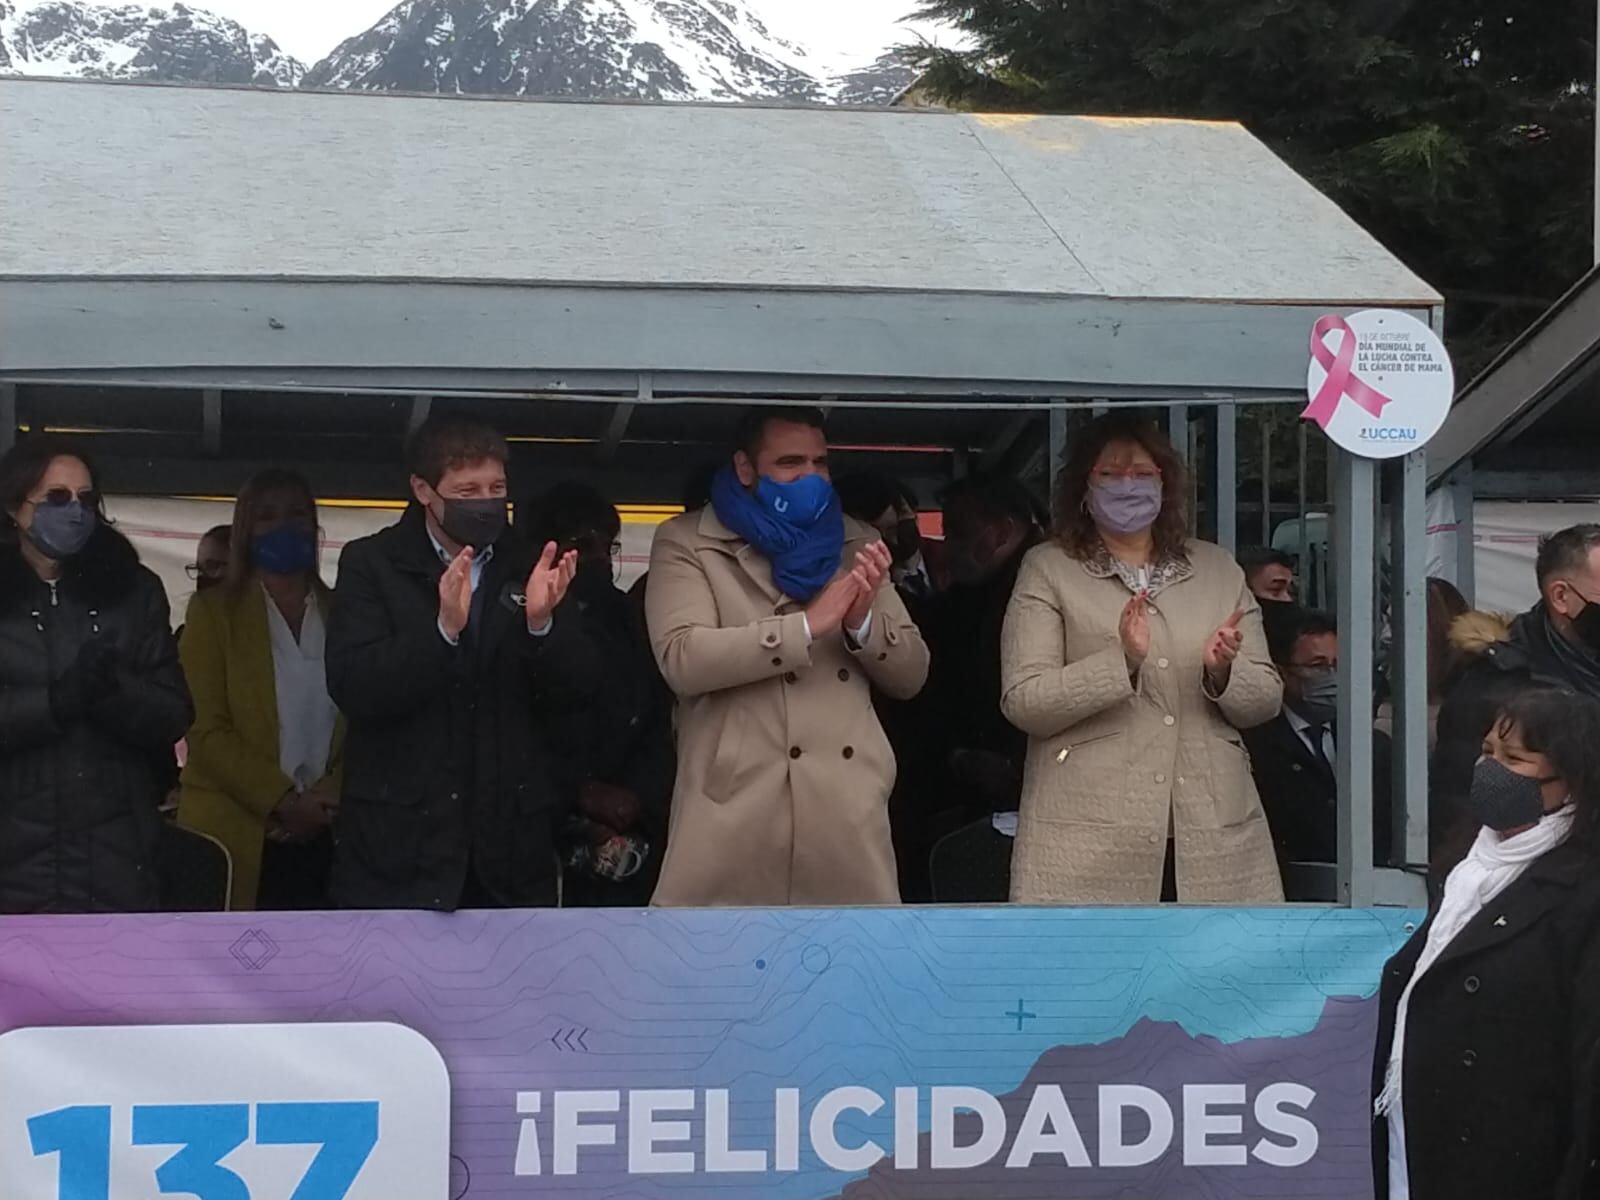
[107,0,955,68]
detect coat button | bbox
[838,668,850,682]
[877,652,888,661]
[789,747,802,759]
[1459,1129,1472,1145]
[1157,657,1169,669]
[842,746,854,759]
[1461,1049,1477,1067]
[1155,773,1166,784]
[784,672,798,684]
[1163,715,1175,727]
[450,792,460,801]
[771,656,783,667]
[1147,833,1161,845]
[1463,976,1481,994]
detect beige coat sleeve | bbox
[847,579,929,701]
[1000,552,1134,739]
[646,522,810,698]
[1203,582,1283,728]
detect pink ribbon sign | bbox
[1304,313,1395,430]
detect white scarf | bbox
[1376,805,1575,1119]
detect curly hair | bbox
[1052,413,1189,562]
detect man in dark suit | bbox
[326,417,595,911]
[1244,608,1393,894]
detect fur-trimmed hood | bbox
[1448,609,1513,656]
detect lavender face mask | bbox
[1087,477,1163,535]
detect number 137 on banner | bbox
[0,1024,452,1200]
[28,1102,378,1200]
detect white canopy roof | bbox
[0,77,1439,395]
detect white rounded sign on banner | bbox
[1303,309,1453,460]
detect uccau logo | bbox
[1358,427,1418,443]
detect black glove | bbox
[48,639,122,723]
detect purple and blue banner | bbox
[0,906,1417,1198]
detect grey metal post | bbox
[201,388,222,456]
[1048,405,1069,509]
[1444,465,1476,606]
[1389,451,1429,868]
[1298,420,1310,600]
[1261,416,1272,546]
[1334,450,1378,907]
[0,383,15,454]
[1168,404,1189,463]
[1215,401,1237,554]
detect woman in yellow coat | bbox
[178,470,343,910]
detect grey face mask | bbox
[1087,477,1163,536]
[1470,756,1559,832]
[1292,667,1338,724]
[27,500,96,560]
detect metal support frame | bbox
[1260,417,1272,545]
[1333,450,1377,907]
[1048,405,1069,509]
[406,394,433,438]
[0,383,15,454]
[600,374,645,465]
[1214,401,1237,554]
[980,413,1033,467]
[1167,404,1189,462]
[201,389,222,455]
[1388,451,1429,868]
[1444,465,1476,606]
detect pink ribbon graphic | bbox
[1304,313,1395,430]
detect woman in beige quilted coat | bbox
[1000,414,1284,904]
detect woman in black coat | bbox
[0,439,192,913]
[1373,686,1600,1200]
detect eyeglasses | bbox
[184,563,228,581]
[30,487,98,509]
[1091,468,1161,482]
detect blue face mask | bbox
[754,473,835,527]
[251,525,317,576]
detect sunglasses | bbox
[30,487,98,509]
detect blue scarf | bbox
[710,465,844,603]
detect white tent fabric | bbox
[1466,501,1600,615]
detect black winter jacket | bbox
[0,527,191,913]
[1372,840,1600,1200]
[325,507,598,910]
[1433,608,1600,860]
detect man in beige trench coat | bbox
[645,408,930,906]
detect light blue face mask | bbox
[755,473,835,527]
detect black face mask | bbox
[1469,756,1559,832]
[1570,598,1600,656]
[435,497,506,551]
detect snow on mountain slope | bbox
[301,0,916,103]
[0,1,303,85]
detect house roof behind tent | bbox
[0,76,1438,398]
[1427,264,1600,498]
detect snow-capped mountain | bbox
[301,0,916,103]
[0,1,303,85]
[0,0,919,103]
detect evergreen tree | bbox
[909,0,1597,374]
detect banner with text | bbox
[0,906,1417,1199]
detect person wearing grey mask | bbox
[1000,413,1284,905]
[1242,608,1394,894]
[0,438,192,914]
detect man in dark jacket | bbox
[1243,608,1393,894]
[1433,523,1600,844]
[906,474,1043,900]
[524,481,674,907]
[326,418,593,911]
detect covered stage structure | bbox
[0,76,1440,905]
